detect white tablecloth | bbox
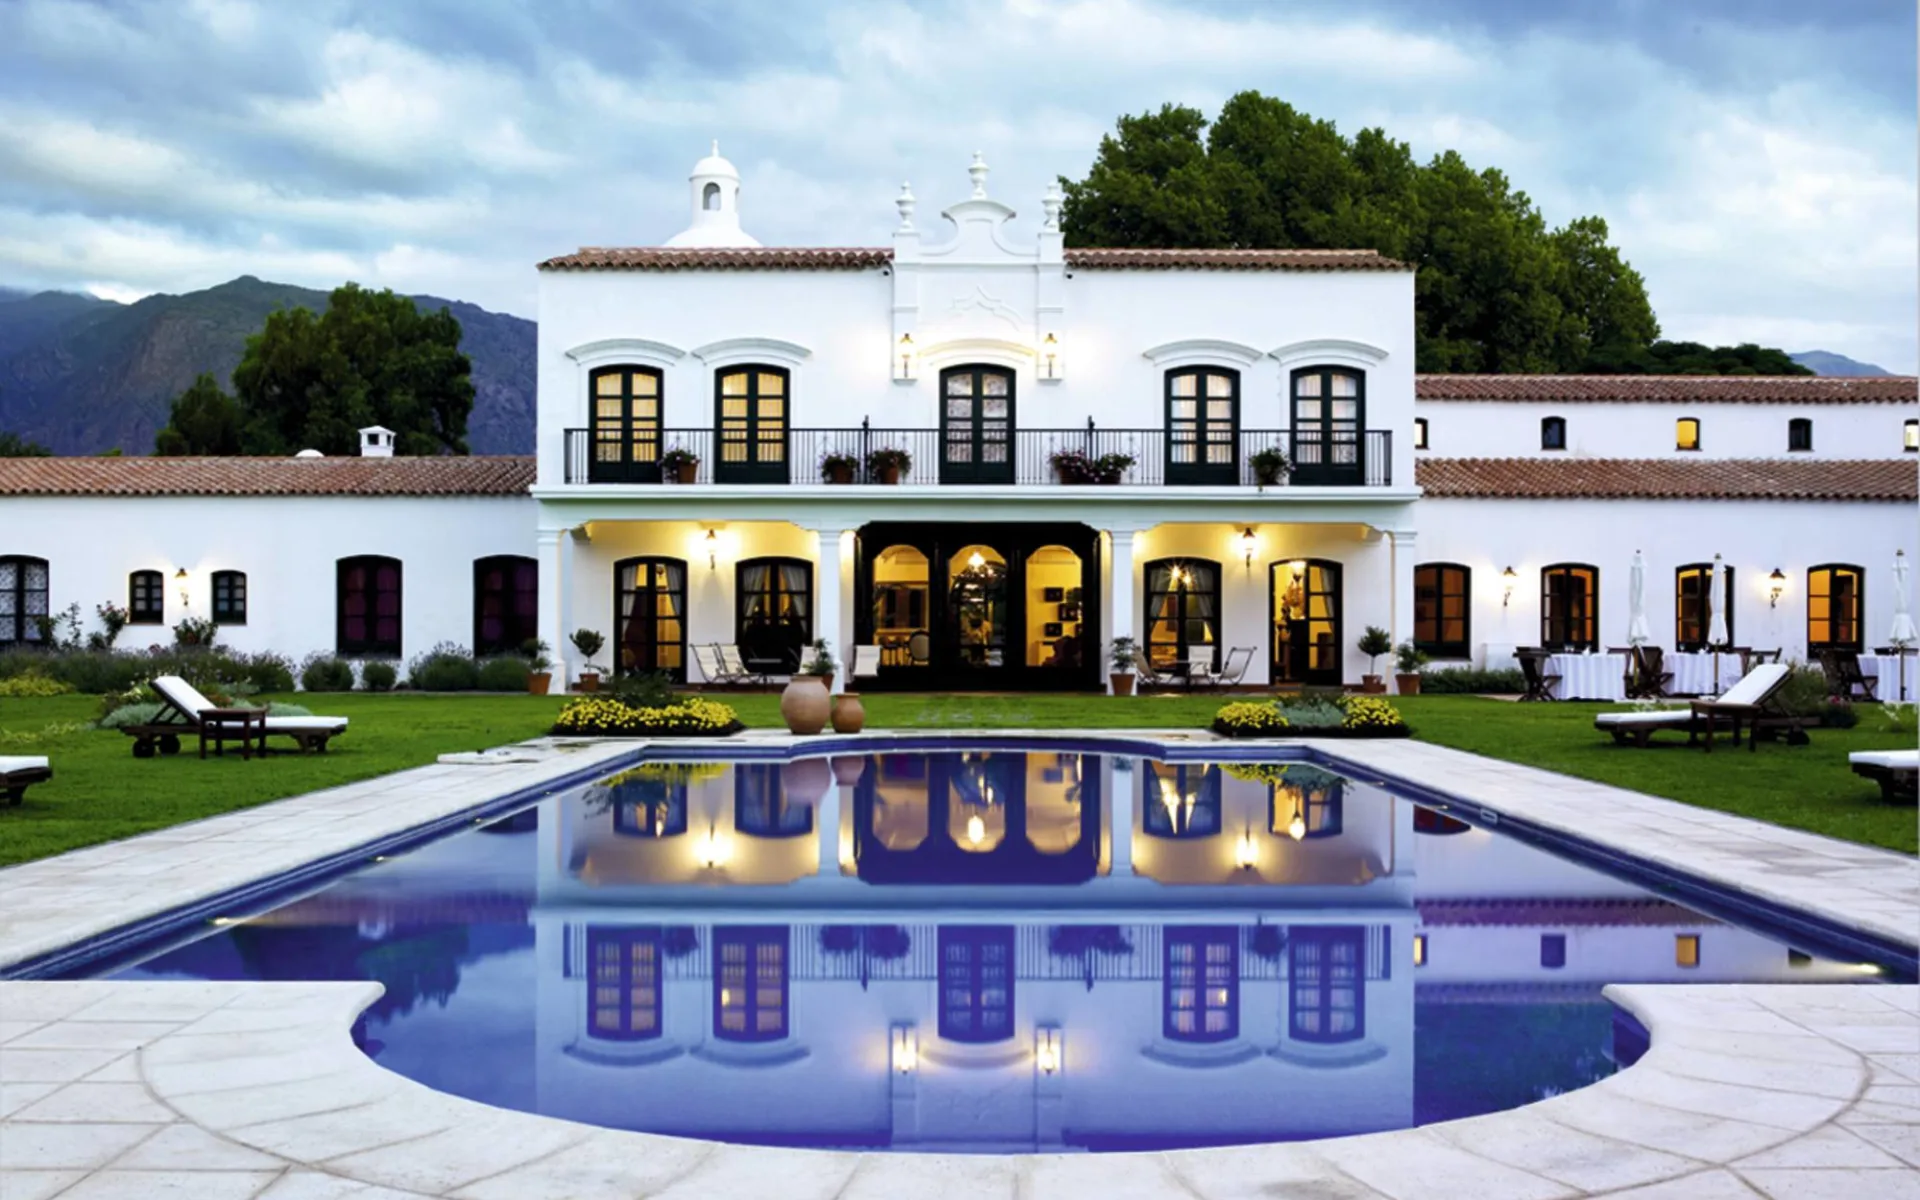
[1864,653,1917,702]
[1667,652,1744,697]
[1547,653,1628,701]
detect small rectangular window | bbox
[1413,933,1427,967]
[1676,417,1700,451]
[211,570,247,625]
[128,570,164,624]
[1541,417,1566,451]
[1675,934,1700,968]
[1413,417,1428,450]
[1540,933,1567,969]
[1906,420,1918,452]
[1787,418,1813,453]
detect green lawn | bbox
[1,691,1912,867]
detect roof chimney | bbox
[359,426,396,458]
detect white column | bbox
[1390,529,1416,692]
[817,784,841,875]
[813,526,848,693]
[1108,762,1134,876]
[1107,528,1137,693]
[538,527,567,689]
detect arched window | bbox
[1290,367,1364,485]
[128,570,164,625]
[603,774,687,838]
[1141,761,1221,838]
[1025,544,1083,668]
[938,926,1016,1043]
[714,926,789,1042]
[716,366,790,484]
[614,557,687,680]
[1675,563,1734,652]
[1165,367,1239,485]
[1290,926,1365,1043]
[1413,563,1470,659]
[586,927,661,1041]
[1787,418,1813,453]
[702,181,722,210]
[473,555,538,656]
[1808,564,1864,654]
[1541,416,1567,451]
[1165,927,1238,1043]
[1271,559,1341,685]
[1676,417,1701,451]
[1540,563,1598,652]
[940,365,1015,485]
[589,366,662,483]
[871,544,929,666]
[1413,417,1428,450]
[1144,558,1220,673]
[735,764,812,837]
[211,570,247,625]
[337,556,402,657]
[737,557,811,672]
[0,556,49,644]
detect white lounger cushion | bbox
[1849,750,1919,769]
[152,674,219,715]
[1711,663,1790,707]
[0,755,50,773]
[1594,710,1692,728]
[262,717,349,733]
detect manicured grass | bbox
[1,690,1912,866]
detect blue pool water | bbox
[108,747,1873,1153]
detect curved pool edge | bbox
[1,977,1900,1198]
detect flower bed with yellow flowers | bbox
[1210,695,1409,738]
[550,695,743,738]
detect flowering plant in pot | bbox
[1357,625,1393,693]
[801,637,838,689]
[819,451,860,484]
[1049,449,1135,485]
[1108,635,1138,696]
[659,445,699,484]
[1393,640,1429,695]
[865,446,912,484]
[1251,446,1290,487]
[571,628,606,691]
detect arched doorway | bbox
[614,557,687,681]
[1144,559,1221,675]
[947,545,1008,672]
[1270,559,1342,686]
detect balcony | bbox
[563,424,1393,488]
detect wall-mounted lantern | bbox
[1234,824,1259,870]
[1034,1026,1062,1075]
[1239,527,1257,570]
[891,1025,918,1075]
[174,568,189,607]
[894,333,916,382]
[1769,568,1786,608]
[1501,566,1517,607]
[1039,332,1063,381]
[706,529,718,571]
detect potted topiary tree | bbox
[571,628,606,692]
[1393,640,1430,696]
[1109,636,1139,696]
[522,638,553,695]
[1357,625,1393,694]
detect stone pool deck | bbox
[1,730,1915,1197]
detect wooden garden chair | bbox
[1517,650,1560,702]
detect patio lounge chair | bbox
[1689,662,1800,753]
[1594,662,1791,749]
[1517,650,1560,702]
[1820,650,1877,702]
[718,645,769,685]
[693,644,747,687]
[1131,647,1182,692]
[1194,646,1254,690]
[1849,749,1918,804]
[125,675,349,759]
[851,644,882,682]
[1,755,51,805]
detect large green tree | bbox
[0,430,51,457]
[191,283,476,456]
[1060,94,1806,375]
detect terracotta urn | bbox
[780,757,833,803]
[832,692,866,734]
[830,754,867,788]
[781,674,831,735]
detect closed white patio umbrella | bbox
[1627,550,1652,646]
[1891,549,1915,701]
[1706,554,1730,691]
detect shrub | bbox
[239,651,296,694]
[1774,665,1832,717]
[1821,700,1859,729]
[173,616,219,649]
[1341,695,1406,732]
[1423,667,1526,694]
[300,653,356,693]
[0,672,73,697]
[1394,641,1430,674]
[89,602,129,651]
[361,660,398,692]
[408,642,480,691]
[607,670,677,709]
[1212,700,1291,737]
[1275,698,1345,728]
[477,656,530,691]
[550,695,742,737]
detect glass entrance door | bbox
[940,367,1015,484]
[1144,560,1220,676]
[946,545,1008,672]
[615,557,687,681]
[1271,559,1342,686]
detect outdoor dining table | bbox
[1546,652,1628,701]
[1667,651,1744,697]
[1864,652,1918,702]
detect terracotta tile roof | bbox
[1417,899,1721,927]
[0,455,536,497]
[1416,374,1918,403]
[1417,456,1917,501]
[538,246,1408,271]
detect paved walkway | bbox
[0,730,1915,1197]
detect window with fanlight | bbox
[1413,563,1470,659]
[1540,563,1598,652]
[1675,563,1733,652]
[1807,564,1864,654]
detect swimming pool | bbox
[109,744,1879,1153]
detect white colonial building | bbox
[0,148,1914,691]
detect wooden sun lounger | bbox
[1688,663,1802,753]
[0,755,51,805]
[1849,750,1918,804]
[124,675,349,758]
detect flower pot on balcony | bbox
[831,692,865,734]
[668,462,698,484]
[1361,675,1386,694]
[781,675,832,735]
[875,464,901,485]
[1110,672,1136,696]
[1394,673,1422,696]
[825,464,855,485]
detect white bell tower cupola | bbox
[664,141,762,248]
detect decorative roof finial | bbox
[1041,181,1062,231]
[969,151,988,199]
[712,139,720,156]
[895,182,916,232]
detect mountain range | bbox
[0,278,535,455]
[0,277,1898,457]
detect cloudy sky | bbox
[1,0,1913,370]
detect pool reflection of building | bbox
[525,753,1848,1150]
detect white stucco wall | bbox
[2,495,534,666]
[1415,400,1916,459]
